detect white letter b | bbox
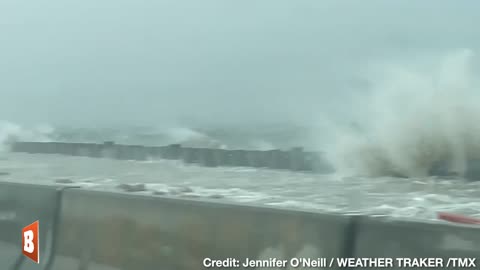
[23,230,34,253]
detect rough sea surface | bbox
[2,112,480,223]
[1,151,480,222]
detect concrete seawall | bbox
[10,141,335,174]
[1,181,479,270]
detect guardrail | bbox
[10,141,335,173]
[1,181,479,270]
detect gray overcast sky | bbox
[1,0,480,127]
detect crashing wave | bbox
[326,49,480,180]
[0,121,54,151]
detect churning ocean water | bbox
[1,121,480,222]
[2,49,480,221]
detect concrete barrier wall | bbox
[10,141,335,174]
[2,182,480,270]
[353,216,480,266]
[0,182,64,270]
[51,189,352,270]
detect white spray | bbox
[0,121,54,151]
[325,49,480,178]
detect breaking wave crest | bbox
[0,121,54,151]
[163,127,227,148]
[326,49,480,178]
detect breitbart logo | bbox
[22,220,39,264]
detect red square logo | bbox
[22,220,39,264]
